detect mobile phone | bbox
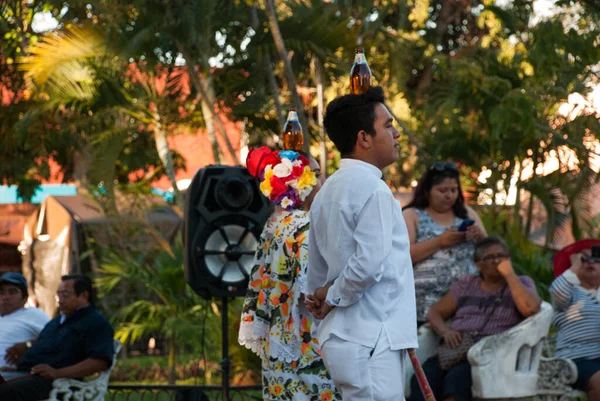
[458,219,475,232]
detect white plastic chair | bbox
[405,302,553,399]
[47,339,121,401]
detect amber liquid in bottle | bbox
[350,48,372,95]
[282,108,304,151]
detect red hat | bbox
[553,239,600,277]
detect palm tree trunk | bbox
[151,109,183,208]
[513,159,525,232]
[491,179,498,229]
[314,57,327,177]
[205,79,240,164]
[264,0,310,152]
[266,55,285,131]
[524,157,539,237]
[168,336,176,385]
[249,7,285,131]
[72,147,91,194]
[177,44,240,164]
[199,88,222,164]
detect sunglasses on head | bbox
[581,255,600,263]
[432,161,458,172]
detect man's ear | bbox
[356,130,372,150]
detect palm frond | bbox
[19,27,106,101]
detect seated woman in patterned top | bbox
[550,242,600,401]
[238,147,340,401]
[409,236,541,401]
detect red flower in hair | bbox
[246,146,273,178]
[270,174,288,199]
[297,155,310,166]
[291,165,304,177]
[262,153,282,176]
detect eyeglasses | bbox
[56,290,75,298]
[432,161,458,172]
[482,253,509,263]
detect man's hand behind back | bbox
[305,286,335,319]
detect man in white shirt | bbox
[306,86,417,401]
[0,272,49,373]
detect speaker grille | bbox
[201,224,258,284]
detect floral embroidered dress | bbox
[239,209,340,401]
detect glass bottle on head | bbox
[282,108,304,151]
[350,47,372,95]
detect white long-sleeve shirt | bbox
[307,158,418,350]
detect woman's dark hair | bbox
[62,274,95,304]
[474,236,510,263]
[323,86,385,157]
[403,163,468,219]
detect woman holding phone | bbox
[403,162,487,325]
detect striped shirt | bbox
[449,275,537,339]
[551,270,600,360]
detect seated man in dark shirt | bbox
[0,274,114,401]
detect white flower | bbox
[272,158,293,178]
[292,159,303,167]
[298,187,312,201]
[280,196,294,209]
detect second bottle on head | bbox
[283,108,304,151]
[350,47,372,95]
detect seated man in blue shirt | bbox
[0,274,115,401]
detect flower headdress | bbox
[246,146,318,211]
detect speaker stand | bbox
[220,296,231,401]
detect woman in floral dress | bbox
[239,147,340,401]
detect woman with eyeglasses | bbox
[403,161,487,325]
[409,236,541,401]
[550,241,600,401]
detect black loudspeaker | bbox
[184,165,272,298]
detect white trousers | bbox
[320,332,406,401]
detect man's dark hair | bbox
[404,164,468,219]
[0,282,27,300]
[323,86,385,157]
[62,274,94,304]
[474,236,510,263]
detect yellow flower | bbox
[272,383,284,397]
[296,232,307,244]
[320,389,334,401]
[275,254,288,275]
[260,168,273,196]
[281,215,293,226]
[297,167,317,189]
[261,274,271,288]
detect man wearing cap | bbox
[0,272,49,375]
[0,274,114,401]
